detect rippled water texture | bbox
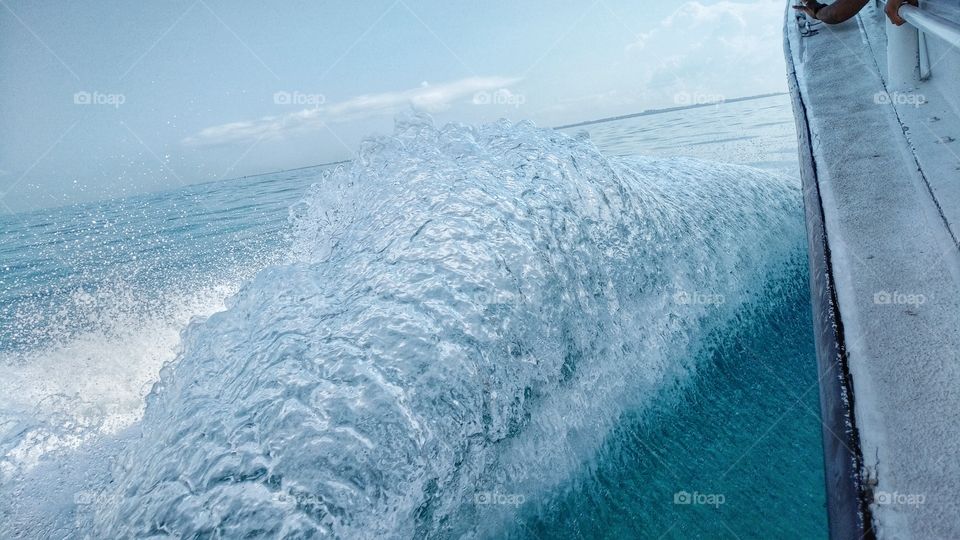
[5,116,808,538]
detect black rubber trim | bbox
[783,20,875,540]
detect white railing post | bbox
[919,30,932,80]
[887,13,921,90]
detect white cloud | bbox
[183,76,521,147]
[624,0,786,105]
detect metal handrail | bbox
[887,1,960,47]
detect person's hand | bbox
[793,0,827,19]
[885,0,919,26]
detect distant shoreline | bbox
[234,160,352,180]
[553,92,788,130]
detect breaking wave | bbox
[3,115,805,538]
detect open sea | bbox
[0,94,827,538]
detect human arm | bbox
[793,0,870,24]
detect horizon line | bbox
[552,92,788,130]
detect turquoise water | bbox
[0,96,826,538]
[515,261,824,539]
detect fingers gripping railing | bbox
[879,0,960,87]
[896,2,960,47]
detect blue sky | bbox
[0,0,786,212]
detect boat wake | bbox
[1,115,805,538]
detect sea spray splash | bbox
[82,115,805,537]
[0,171,300,481]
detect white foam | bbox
[0,281,242,477]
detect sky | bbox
[0,0,788,212]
